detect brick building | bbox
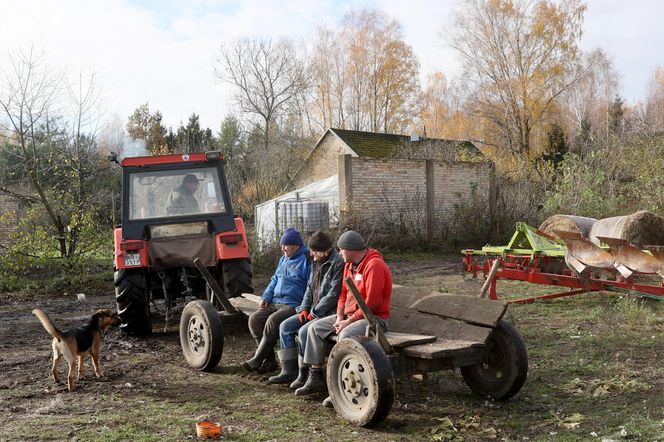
[255,128,494,246]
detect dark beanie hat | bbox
[280,227,303,246]
[308,230,333,252]
[336,230,366,250]
[183,174,199,184]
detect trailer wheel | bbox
[114,269,151,336]
[221,258,254,298]
[326,336,395,427]
[180,300,223,371]
[461,320,528,400]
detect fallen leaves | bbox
[564,374,651,397]
[430,414,498,441]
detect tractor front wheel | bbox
[114,269,151,336]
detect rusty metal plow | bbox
[553,230,616,274]
[595,236,664,279]
[555,230,664,279]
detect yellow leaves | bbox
[564,375,651,397]
[533,411,585,431]
[430,414,498,441]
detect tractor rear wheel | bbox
[221,258,254,298]
[115,269,151,336]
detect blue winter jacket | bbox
[262,245,311,307]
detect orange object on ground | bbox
[196,420,221,439]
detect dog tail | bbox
[32,309,64,340]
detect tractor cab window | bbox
[128,167,226,220]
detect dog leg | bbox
[66,360,76,392]
[77,355,85,380]
[51,341,61,384]
[91,352,103,378]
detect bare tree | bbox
[449,0,586,156]
[214,38,309,152]
[645,66,664,132]
[562,49,619,149]
[0,47,108,260]
[309,9,421,134]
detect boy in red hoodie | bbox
[295,230,392,400]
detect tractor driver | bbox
[165,174,200,216]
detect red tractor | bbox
[111,151,253,335]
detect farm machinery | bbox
[110,151,253,335]
[463,221,664,304]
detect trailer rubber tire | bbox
[221,258,254,298]
[180,300,223,371]
[114,269,151,336]
[326,336,395,427]
[461,320,528,400]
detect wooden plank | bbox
[389,305,492,343]
[400,339,485,360]
[384,331,437,348]
[411,293,506,327]
[390,285,430,309]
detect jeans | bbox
[303,315,387,366]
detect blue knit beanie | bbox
[280,227,303,246]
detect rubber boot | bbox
[242,337,274,372]
[289,355,309,390]
[268,348,298,384]
[322,396,334,408]
[295,367,327,396]
[256,350,278,374]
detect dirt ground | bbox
[1,255,663,441]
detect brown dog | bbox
[32,308,119,391]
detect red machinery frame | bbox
[463,252,664,304]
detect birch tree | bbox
[449,0,586,156]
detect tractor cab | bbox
[112,151,253,336]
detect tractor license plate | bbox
[124,253,141,267]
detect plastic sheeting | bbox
[255,175,340,250]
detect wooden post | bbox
[193,258,238,313]
[479,258,501,298]
[344,277,393,353]
[425,159,434,242]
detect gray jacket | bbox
[296,248,344,318]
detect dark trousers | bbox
[248,303,296,347]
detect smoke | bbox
[120,136,148,160]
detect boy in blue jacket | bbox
[243,227,311,373]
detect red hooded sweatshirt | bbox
[336,248,392,321]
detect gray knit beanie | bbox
[336,230,366,250]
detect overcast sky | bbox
[1,0,662,131]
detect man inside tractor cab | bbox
[164,174,200,216]
[295,230,392,406]
[242,227,312,374]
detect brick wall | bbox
[0,195,19,248]
[338,155,493,238]
[348,158,428,220]
[293,134,354,188]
